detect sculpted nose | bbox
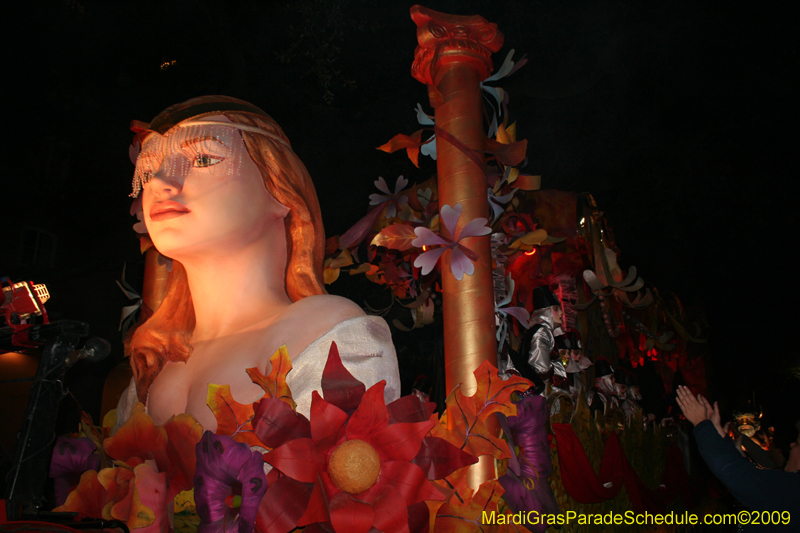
[150,165,184,196]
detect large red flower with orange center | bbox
[255,343,455,533]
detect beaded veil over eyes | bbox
[129,120,290,198]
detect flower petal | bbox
[257,476,314,533]
[439,203,462,239]
[346,381,388,440]
[369,193,391,206]
[413,248,447,276]
[371,421,434,462]
[50,436,101,506]
[328,493,374,533]
[253,397,311,449]
[309,391,349,450]
[411,436,478,480]
[502,306,530,328]
[372,488,410,533]
[264,438,325,483]
[449,248,475,281]
[411,227,449,248]
[386,395,436,424]
[457,217,491,240]
[297,479,330,527]
[104,403,168,469]
[129,463,167,533]
[420,135,437,160]
[237,454,269,533]
[393,175,409,195]
[163,413,203,500]
[374,176,391,195]
[415,104,434,126]
[379,461,444,506]
[321,342,366,416]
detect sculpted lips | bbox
[150,201,190,221]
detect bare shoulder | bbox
[284,294,365,338]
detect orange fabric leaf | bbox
[428,360,528,461]
[486,138,528,167]
[206,384,261,448]
[432,479,506,532]
[53,469,107,517]
[103,403,168,470]
[469,359,530,422]
[376,130,423,168]
[370,224,418,251]
[246,345,296,409]
[163,414,203,499]
[513,174,541,191]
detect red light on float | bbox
[525,248,537,256]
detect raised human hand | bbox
[699,395,725,438]
[676,385,708,426]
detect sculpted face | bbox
[138,115,288,259]
[551,305,563,326]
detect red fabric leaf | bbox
[253,397,311,449]
[338,205,384,250]
[310,391,348,450]
[264,438,325,483]
[345,381,388,440]
[407,501,430,533]
[387,395,437,424]
[297,480,330,527]
[371,488,410,533]
[328,493,374,533]
[321,342,366,415]
[256,476,314,533]
[379,461,444,506]
[411,436,478,480]
[371,421,434,462]
[551,423,623,503]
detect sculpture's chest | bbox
[147,329,276,430]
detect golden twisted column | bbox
[411,5,503,487]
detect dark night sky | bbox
[6,1,799,432]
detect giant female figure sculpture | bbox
[117,96,400,431]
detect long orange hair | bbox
[128,98,326,401]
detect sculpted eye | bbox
[194,154,224,168]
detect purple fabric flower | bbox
[497,395,559,533]
[194,432,267,533]
[369,175,409,219]
[412,203,492,281]
[49,436,102,506]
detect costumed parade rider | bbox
[505,285,564,395]
[619,370,642,425]
[587,358,619,414]
[560,328,592,397]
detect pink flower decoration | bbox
[369,175,409,219]
[412,203,492,281]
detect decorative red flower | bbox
[256,342,467,533]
